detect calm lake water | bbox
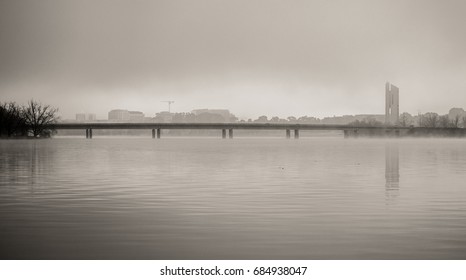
[1,137,466,259]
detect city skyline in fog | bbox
[1,0,466,120]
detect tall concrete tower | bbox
[385,82,399,125]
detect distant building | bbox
[108,109,130,121]
[129,111,145,122]
[191,109,231,122]
[155,111,173,123]
[88,114,96,121]
[76,113,86,121]
[385,82,399,125]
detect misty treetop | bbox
[150,109,466,128]
[0,100,59,138]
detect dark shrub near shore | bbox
[0,100,59,138]
[0,102,27,137]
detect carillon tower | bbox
[385,82,399,125]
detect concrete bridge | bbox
[50,122,416,139]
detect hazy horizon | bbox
[1,0,466,120]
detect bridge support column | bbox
[228,129,233,139]
[157,128,161,139]
[222,129,226,139]
[86,129,89,139]
[89,129,93,139]
[152,129,155,138]
[294,129,299,139]
[286,129,291,139]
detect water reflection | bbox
[0,141,54,196]
[385,143,400,201]
[2,138,466,259]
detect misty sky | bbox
[1,0,465,120]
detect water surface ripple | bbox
[1,138,466,259]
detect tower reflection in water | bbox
[385,143,400,201]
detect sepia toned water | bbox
[1,137,466,259]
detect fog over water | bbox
[1,0,466,119]
[1,138,466,259]
[1,0,466,261]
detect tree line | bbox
[155,111,466,128]
[349,112,466,128]
[399,112,466,128]
[249,112,466,128]
[0,100,59,138]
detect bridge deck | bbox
[49,123,466,139]
[51,122,407,130]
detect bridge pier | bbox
[157,128,161,139]
[152,129,155,138]
[85,129,89,139]
[222,129,226,139]
[229,129,233,139]
[286,129,291,139]
[89,129,93,139]
[294,129,299,139]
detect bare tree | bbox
[417,113,424,127]
[399,112,412,127]
[22,100,59,137]
[423,112,439,128]
[349,117,383,127]
[439,115,450,128]
[451,114,461,128]
[364,117,383,127]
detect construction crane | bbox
[161,101,175,113]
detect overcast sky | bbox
[1,0,465,120]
